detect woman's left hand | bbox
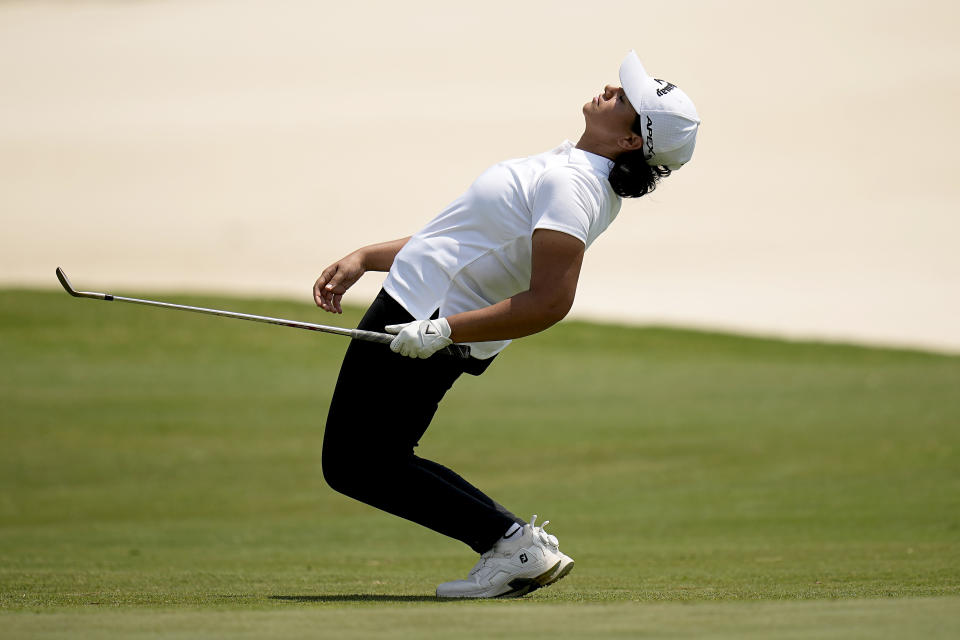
[385,318,453,359]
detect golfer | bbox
[313,51,699,598]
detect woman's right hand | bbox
[313,251,365,314]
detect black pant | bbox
[322,289,521,554]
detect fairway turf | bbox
[1,289,958,637]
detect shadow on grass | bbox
[271,594,441,603]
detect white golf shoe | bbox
[436,515,575,599]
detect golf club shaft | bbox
[55,267,470,358]
[101,293,392,343]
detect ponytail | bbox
[607,115,672,198]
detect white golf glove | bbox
[385,318,453,359]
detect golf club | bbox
[55,267,471,359]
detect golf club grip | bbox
[350,329,472,360]
[350,329,395,344]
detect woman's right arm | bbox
[313,237,410,314]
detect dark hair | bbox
[607,115,671,198]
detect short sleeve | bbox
[530,166,598,245]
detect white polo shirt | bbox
[383,140,622,359]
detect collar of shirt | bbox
[559,139,614,178]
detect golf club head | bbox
[56,267,109,300]
[56,267,81,296]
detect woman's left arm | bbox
[446,229,585,343]
[385,229,585,358]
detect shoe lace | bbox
[529,514,559,550]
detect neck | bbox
[575,132,619,161]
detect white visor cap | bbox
[619,50,700,169]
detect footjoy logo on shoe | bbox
[519,553,528,564]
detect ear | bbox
[617,133,644,152]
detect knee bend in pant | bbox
[321,443,361,497]
[321,438,404,498]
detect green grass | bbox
[1,289,958,637]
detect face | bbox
[582,84,639,140]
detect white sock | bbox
[502,522,522,539]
